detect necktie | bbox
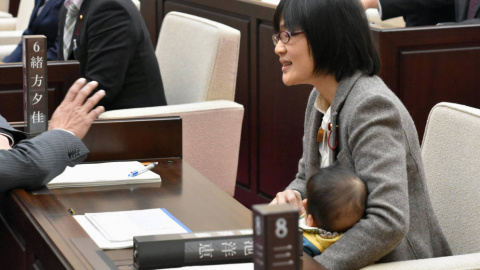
[63,4,79,60]
[468,0,478,19]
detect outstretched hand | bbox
[270,189,305,215]
[361,0,379,10]
[48,78,105,139]
[0,135,11,150]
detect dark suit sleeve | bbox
[380,0,453,20]
[47,40,59,61]
[83,1,140,108]
[0,130,89,195]
[2,42,23,63]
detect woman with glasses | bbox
[269,0,451,268]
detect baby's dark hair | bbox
[306,164,366,232]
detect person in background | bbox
[269,0,451,268]
[3,0,65,62]
[300,165,366,257]
[57,0,167,111]
[361,0,480,26]
[0,78,104,195]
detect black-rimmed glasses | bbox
[272,30,305,46]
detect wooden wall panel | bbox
[372,25,480,140]
[400,47,480,139]
[257,23,311,199]
[140,0,158,46]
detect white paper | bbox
[74,215,132,249]
[48,161,161,188]
[74,208,190,249]
[260,0,279,5]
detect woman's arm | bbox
[318,93,410,269]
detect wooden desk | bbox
[0,159,324,269]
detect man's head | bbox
[303,164,367,232]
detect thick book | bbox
[134,229,254,268]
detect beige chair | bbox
[99,12,243,197]
[0,0,12,18]
[0,0,33,32]
[362,102,480,269]
[365,8,405,29]
[0,0,34,60]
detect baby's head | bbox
[303,165,367,233]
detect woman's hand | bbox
[270,189,305,215]
[361,0,379,10]
[0,135,11,150]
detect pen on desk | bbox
[68,208,75,215]
[129,162,158,177]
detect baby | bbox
[300,164,367,256]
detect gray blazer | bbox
[0,115,88,195]
[287,72,451,269]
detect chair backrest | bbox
[156,11,240,105]
[15,0,34,31]
[421,102,480,255]
[0,0,9,13]
[365,8,405,29]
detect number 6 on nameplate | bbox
[252,204,300,270]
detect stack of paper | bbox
[48,161,161,189]
[261,0,279,5]
[74,208,191,249]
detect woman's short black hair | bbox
[273,0,380,81]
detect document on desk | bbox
[74,208,191,249]
[48,161,161,188]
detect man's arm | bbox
[0,130,88,193]
[0,79,105,194]
[83,1,139,108]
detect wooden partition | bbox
[139,0,159,46]
[0,61,80,121]
[84,117,182,161]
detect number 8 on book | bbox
[252,204,301,270]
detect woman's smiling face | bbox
[274,19,316,86]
